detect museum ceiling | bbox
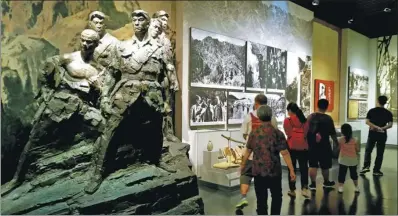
[290,0,397,38]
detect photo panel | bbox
[189,87,227,127]
[286,52,302,104]
[299,56,312,117]
[246,41,268,91]
[266,46,287,93]
[190,28,246,90]
[348,100,359,119]
[265,92,286,123]
[227,92,259,124]
[348,67,369,100]
[358,101,368,119]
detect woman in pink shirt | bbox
[283,102,310,198]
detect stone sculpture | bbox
[84,10,176,194]
[1,29,105,195]
[153,10,180,142]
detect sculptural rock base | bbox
[1,142,204,215]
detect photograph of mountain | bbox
[299,56,312,117]
[348,67,369,100]
[266,46,287,93]
[265,93,286,123]
[190,28,246,89]
[227,92,258,124]
[246,42,268,90]
[189,87,227,126]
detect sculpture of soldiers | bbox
[84,10,175,195]
[1,29,104,195]
[153,10,180,142]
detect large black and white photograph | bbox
[227,92,258,124]
[348,67,369,100]
[286,52,302,104]
[299,56,312,117]
[189,87,227,126]
[265,93,286,123]
[246,42,268,90]
[266,46,287,92]
[190,28,246,89]
[358,101,368,119]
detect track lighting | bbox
[312,0,319,6]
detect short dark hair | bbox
[255,94,267,105]
[317,99,329,111]
[378,95,388,106]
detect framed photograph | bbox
[314,79,334,112]
[358,101,368,119]
[265,92,286,123]
[190,28,246,90]
[189,88,227,126]
[348,67,369,100]
[348,100,359,119]
[246,41,268,91]
[266,46,287,93]
[286,52,301,104]
[227,92,259,124]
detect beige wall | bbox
[312,21,340,123]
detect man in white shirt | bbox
[236,94,278,209]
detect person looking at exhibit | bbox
[283,102,310,198]
[236,94,277,209]
[360,95,393,176]
[306,99,338,190]
[240,105,296,215]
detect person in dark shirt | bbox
[305,99,338,190]
[360,96,393,176]
[241,105,296,215]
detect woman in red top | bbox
[283,102,310,198]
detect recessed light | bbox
[348,18,354,24]
[312,0,320,6]
[384,8,391,12]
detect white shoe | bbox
[355,186,360,193]
[302,188,311,199]
[338,186,344,193]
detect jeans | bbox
[288,150,309,190]
[254,175,282,215]
[338,164,358,183]
[363,134,387,171]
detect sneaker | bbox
[355,186,360,193]
[359,167,370,175]
[338,186,344,193]
[287,190,296,197]
[236,198,249,208]
[302,188,311,198]
[308,183,316,191]
[323,181,336,188]
[373,171,384,176]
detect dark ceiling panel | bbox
[289,0,398,38]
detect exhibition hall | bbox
[1,0,397,215]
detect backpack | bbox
[307,113,322,144]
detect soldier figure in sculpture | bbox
[1,29,104,195]
[84,10,175,195]
[153,10,180,142]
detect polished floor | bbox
[199,146,398,215]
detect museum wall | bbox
[312,21,340,122]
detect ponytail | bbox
[341,123,353,143]
[286,102,307,124]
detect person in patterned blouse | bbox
[241,105,296,215]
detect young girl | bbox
[338,123,360,193]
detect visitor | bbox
[360,96,393,176]
[240,105,296,215]
[283,102,310,198]
[236,94,277,209]
[337,123,360,193]
[306,99,338,190]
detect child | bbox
[337,123,360,193]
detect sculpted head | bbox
[148,19,162,39]
[131,10,150,34]
[88,11,106,36]
[152,10,169,31]
[80,29,100,53]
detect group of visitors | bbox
[236,94,393,215]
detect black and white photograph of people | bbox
[190,88,227,126]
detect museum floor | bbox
[198,146,398,215]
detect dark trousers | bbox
[254,175,282,215]
[288,150,309,190]
[363,134,387,171]
[338,164,358,183]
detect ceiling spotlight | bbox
[348,18,354,24]
[312,0,320,6]
[384,8,391,12]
